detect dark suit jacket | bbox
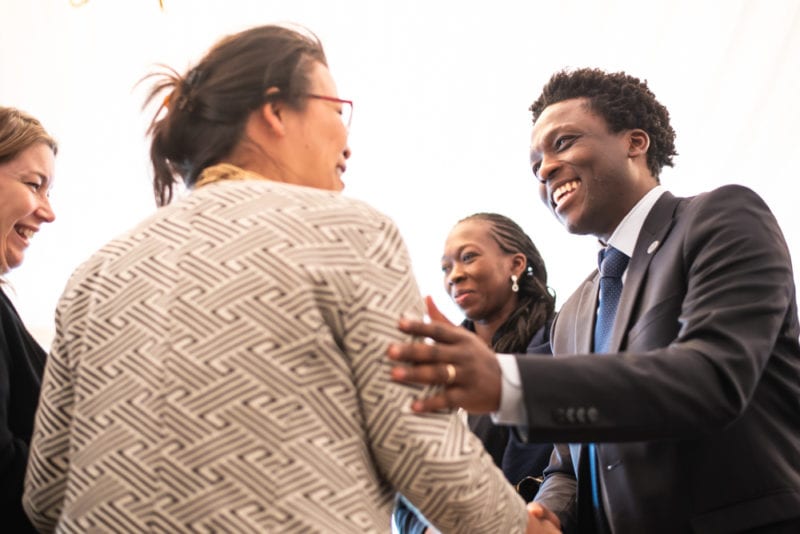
[521,186,800,533]
[1,290,45,533]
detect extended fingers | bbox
[389,360,449,385]
[397,316,464,344]
[424,296,452,325]
[389,355,459,413]
[409,393,452,413]
[387,338,443,365]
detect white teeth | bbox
[553,180,579,205]
[16,227,35,239]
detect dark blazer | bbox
[1,290,45,533]
[522,186,800,533]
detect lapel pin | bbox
[647,240,660,254]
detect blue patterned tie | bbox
[589,246,629,519]
[593,246,629,354]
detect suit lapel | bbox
[576,278,598,353]
[566,278,598,470]
[609,192,682,352]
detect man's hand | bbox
[388,296,503,414]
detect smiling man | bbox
[388,68,800,533]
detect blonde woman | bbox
[0,106,57,532]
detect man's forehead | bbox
[535,98,592,125]
[530,98,601,148]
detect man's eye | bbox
[555,135,576,150]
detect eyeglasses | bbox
[304,94,353,129]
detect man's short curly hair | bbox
[529,68,677,179]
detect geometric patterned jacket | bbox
[23,166,527,533]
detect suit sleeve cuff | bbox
[492,353,528,426]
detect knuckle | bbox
[431,323,444,338]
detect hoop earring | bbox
[511,274,519,293]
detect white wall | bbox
[2,0,799,347]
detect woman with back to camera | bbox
[22,24,559,533]
[395,212,557,533]
[0,107,57,532]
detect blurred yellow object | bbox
[69,0,164,9]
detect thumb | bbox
[424,295,452,325]
[527,502,561,530]
[527,501,546,518]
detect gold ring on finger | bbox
[445,363,457,386]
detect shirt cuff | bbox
[492,353,528,426]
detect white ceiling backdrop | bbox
[2,0,799,347]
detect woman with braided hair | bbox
[442,212,555,494]
[395,212,556,533]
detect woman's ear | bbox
[628,128,650,158]
[511,253,527,278]
[260,87,285,136]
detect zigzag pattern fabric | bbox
[23,175,526,533]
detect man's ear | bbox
[260,87,285,136]
[628,128,650,158]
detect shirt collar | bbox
[605,185,666,257]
